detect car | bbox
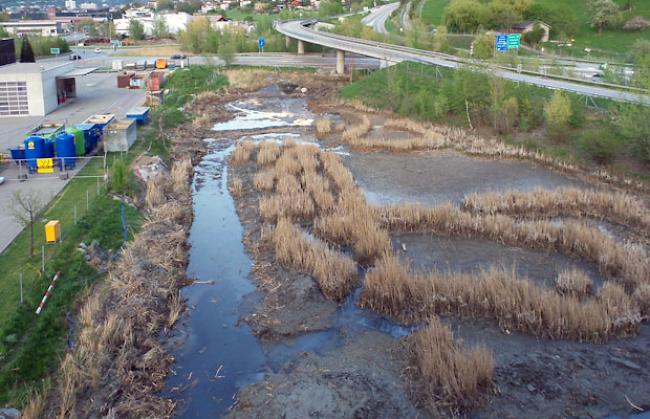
[94,47,101,53]
[170,54,187,60]
[69,54,82,60]
[0,176,5,185]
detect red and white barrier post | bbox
[35,271,61,315]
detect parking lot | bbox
[0,71,145,254]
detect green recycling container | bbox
[67,127,86,157]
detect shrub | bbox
[544,90,572,140]
[110,159,129,195]
[576,129,622,165]
[623,16,650,31]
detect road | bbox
[275,19,650,104]
[400,2,412,31]
[361,2,399,35]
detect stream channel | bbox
[163,86,413,417]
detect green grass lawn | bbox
[420,0,449,27]
[538,0,650,60]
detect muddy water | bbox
[345,150,589,206]
[394,233,605,289]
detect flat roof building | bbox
[0,20,63,37]
[0,62,78,117]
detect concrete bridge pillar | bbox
[336,50,345,75]
[297,40,305,55]
[285,35,291,49]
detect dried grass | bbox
[253,170,275,192]
[384,117,429,135]
[171,158,192,196]
[463,187,650,235]
[410,317,494,411]
[273,218,358,301]
[256,141,281,166]
[377,203,650,292]
[314,118,332,138]
[229,176,243,198]
[342,115,371,142]
[556,269,593,298]
[145,175,166,209]
[633,284,650,317]
[223,69,273,91]
[231,140,256,165]
[360,255,641,342]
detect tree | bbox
[319,0,345,17]
[9,190,44,257]
[487,1,522,29]
[152,16,170,38]
[544,90,572,140]
[20,36,35,63]
[110,159,128,195]
[523,23,545,46]
[472,31,494,59]
[589,0,622,33]
[129,19,146,40]
[218,40,236,66]
[156,0,174,10]
[524,3,578,37]
[179,16,211,53]
[444,0,489,32]
[432,26,449,52]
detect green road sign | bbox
[507,34,520,49]
[50,47,60,55]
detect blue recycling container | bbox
[23,136,45,172]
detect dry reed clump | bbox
[253,169,275,192]
[376,203,650,292]
[341,115,371,143]
[314,118,332,138]
[633,284,650,317]
[256,141,281,166]
[555,269,593,298]
[273,218,358,301]
[171,158,193,196]
[229,176,243,197]
[462,187,650,235]
[384,117,429,135]
[409,317,494,412]
[360,255,641,342]
[192,113,214,128]
[334,122,346,132]
[302,170,336,213]
[259,192,315,221]
[230,140,256,165]
[145,175,166,209]
[342,130,448,153]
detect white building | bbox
[0,62,81,117]
[65,0,77,10]
[0,21,63,37]
[79,2,98,10]
[114,11,194,36]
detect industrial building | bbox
[0,62,93,117]
[0,21,63,37]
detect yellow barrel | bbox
[155,58,167,69]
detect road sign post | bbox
[496,34,508,54]
[507,33,521,55]
[50,47,60,55]
[258,36,265,54]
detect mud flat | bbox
[393,233,605,289]
[345,150,589,205]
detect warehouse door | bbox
[0,80,28,116]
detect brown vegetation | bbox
[555,269,593,298]
[314,118,332,139]
[273,218,358,301]
[462,187,650,235]
[230,176,244,198]
[341,115,372,143]
[230,140,256,165]
[360,255,641,342]
[376,203,650,292]
[256,141,281,166]
[409,317,494,412]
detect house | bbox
[512,21,551,43]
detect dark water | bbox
[163,142,267,417]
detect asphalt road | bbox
[400,2,412,32]
[275,19,650,105]
[361,2,399,35]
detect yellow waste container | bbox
[45,220,61,243]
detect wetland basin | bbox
[345,149,589,205]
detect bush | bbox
[576,129,622,165]
[110,159,129,194]
[544,91,572,140]
[623,16,650,31]
[523,24,545,46]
